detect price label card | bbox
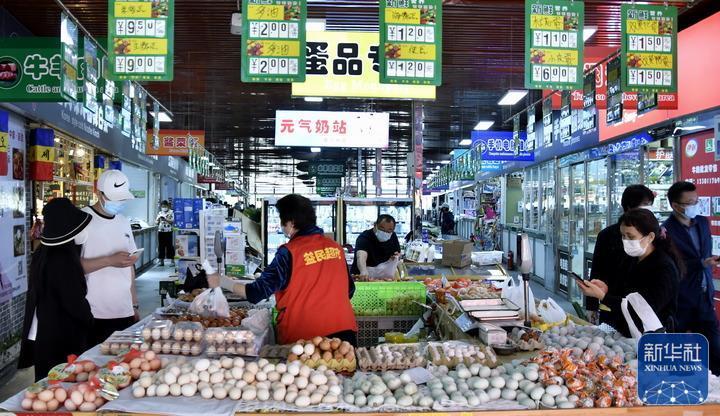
[242,0,306,83]
[621,4,677,93]
[108,0,174,81]
[380,0,442,86]
[525,0,584,90]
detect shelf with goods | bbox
[644,143,675,222]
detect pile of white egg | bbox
[541,323,636,362]
[343,371,433,408]
[131,356,342,408]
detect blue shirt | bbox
[246,226,355,303]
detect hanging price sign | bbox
[379,0,442,86]
[108,0,174,81]
[525,0,584,90]
[60,13,79,101]
[241,0,306,83]
[621,4,677,93]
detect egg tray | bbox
[356,343,426,371]
[426,341,497,369]
[203,327,256,345]
[506,327,545,351]
[260,344,356,372]
[99,331,144,355]
[146,340,203,356]
[204,328,270,357]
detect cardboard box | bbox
[175,234,199,257]
[441,240,473,268]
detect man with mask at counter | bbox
[351,214,401,278]
[80,170,140,345]
[664,181,720,374]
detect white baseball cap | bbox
[97,169,135,201]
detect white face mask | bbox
[282,223,295,239]
[683,203,700,219]
[637,205,654,212]
[375,229,393,243]
[161,207,168,212]
[622,236,648,257]
[74,229,89,246]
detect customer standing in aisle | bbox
[207,194,357,345]
[19,198,94,380]
[350,214,401,277]
[663,181,720,374]
[80,170,140,345]
[587,185,655,324]
[156,200,175,266]
[440,203,456,238]
[578,208,682,338]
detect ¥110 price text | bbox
[532,65,577,84]
[115,19,167,37]
[387,25,434,43]
[115,56,166,73]
[532,30,577,49]
[249,21,299,39]
[249,57,299,75]
[386,60,434,78]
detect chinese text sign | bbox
[275,110,389,148]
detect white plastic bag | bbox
[189,287,230,318]
[621,292,664,339]
[537,298,566,324]
[367,257,400,279]
[500,276,536,316]
[241,309,272,335]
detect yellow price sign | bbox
[247,4,285,21]
[116,38,168,55]
[626,19,659,35]
[390,43,436,60]
[530,48,578,66]
[628,52,673,69]
[247,39,300,57]
[114,2,152,18]
[530,14,564,31]
[385,8,421,24]
[0,132,8,152]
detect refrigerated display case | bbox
[262,197,338,266]
[343,198,413,247]
[609,150,642,221]
[644,141,675,221]
[586,158,608,254]
[569,163,586,302]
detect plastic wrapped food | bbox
[203,327,264,357]
[356,344,426,371]
[99,331,144,355]
[171,321,204,343]
[141,319,173,341]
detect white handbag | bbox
[620,292,665,340]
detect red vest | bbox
[275,233,358,344]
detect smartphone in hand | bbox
[129,248,144,257]
[570,271,588,285]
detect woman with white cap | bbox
[19,198,94,380]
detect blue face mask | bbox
[683,204,700,219]
[103,199,126,215]
[375,229,393,243]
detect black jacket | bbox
[663,214,714,305]
[19,244,94,380]
[441,211,455,234]
[601,249,680,338]
[587,223,632,312]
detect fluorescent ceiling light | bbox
[151,111,172,122]
[498,90,528,106]
[306,19,326,32]
[673,125,706,134]
[441,160,450,164]
[304,97,323,102]
[208,162,215,166]
[310,147,321,153]
[583,26,597,42]
[459,139,472,146]
[474,120,494,131]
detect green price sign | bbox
[524,0,584,90]
[241,0,307,83]
[379,0,442,86]
[107,0,174,81]
[621,4,677,93]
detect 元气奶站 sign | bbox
[108,0,174,81]
[275,110,389,148]
[242,0,306,83]
[525,0,584,91]
[621,3,677,94]
[379,0,442,86]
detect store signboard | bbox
[715,116,720,162]
[621,3,677,94]
[0,38,64,102]
[82,36,99,113]
[145,129,205,156]
[60,13,79,101]
[379,0,442,86]
[316,176,342,188]
[606,55,623,125]
[557,249,570,294]
[108,0,174,81]
[525,0,584,90]
[542,96,553,147]
[680,130,720,276]
[275,110,389,148]
[292,31,435,99]
[241,0,306,83]
[471,130,534,162]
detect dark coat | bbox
[19,243,94,380]
[663,214,714,305]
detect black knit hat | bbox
[40,198,92,246]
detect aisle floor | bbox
[0,264,570,402]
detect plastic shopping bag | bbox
[500,276,536,316]
[537,298,567,324]
[621,292,664,340]
[367,257,400,279]
[189,287,230,318]
[241,309,272,335]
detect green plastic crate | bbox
[351,282,426,316]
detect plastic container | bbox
[100,331,144,355]
[205,328,268,357]
[141,319,173,341]
[149,339,203,356]
[356,316,419,348]
[471,250,504,266]
[351,282,426,316]
[171,321,204,342]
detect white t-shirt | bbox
[81,206,137,319]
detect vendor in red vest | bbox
[208,194,358,345]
